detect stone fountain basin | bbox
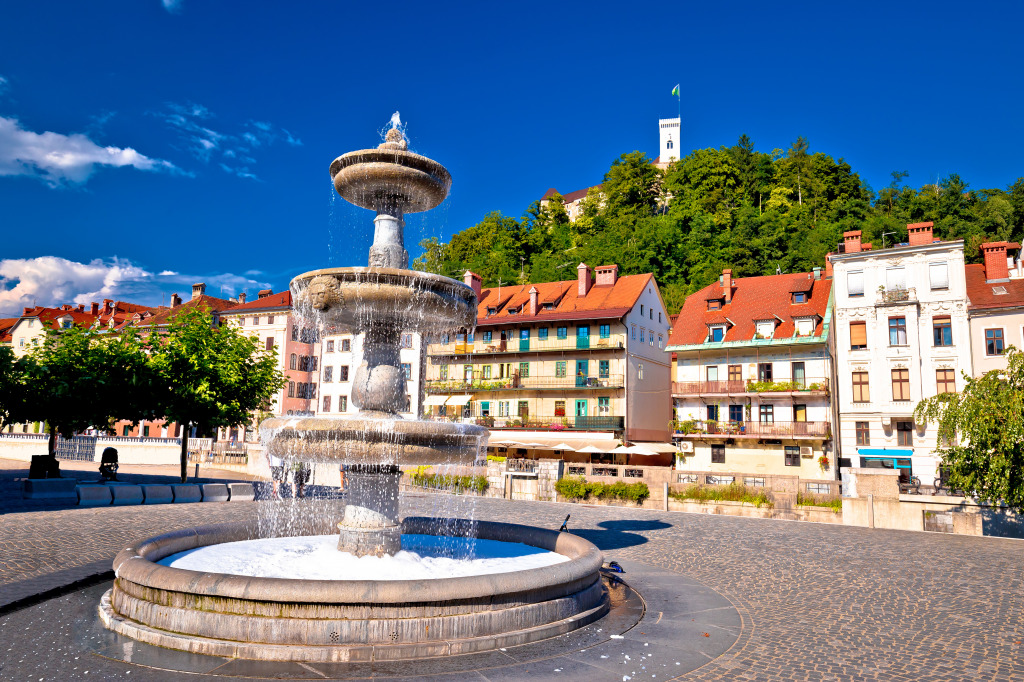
[330,148,451,213]
[100,518,608,662]
[259,414,488,465]
[293,267,476,334]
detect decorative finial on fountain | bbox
[379,127,408,151]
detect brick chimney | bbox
[463,271,482,300]
[908,222,934,246]
[981,242,1014,282]
[722,269,733,304]
[90,301,99,315]
[825,253,834,279]
[257,289,272,299]
[529,286,539,316]
[75,304,85,313]
[843,230,862,254]
[192,283,206,300]
[170,293,182,308]
[238,292,247,305]
[102,299,113,314]
[23,307,32,316]
[577,263,593,297]
[594,264,619,286]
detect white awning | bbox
[630,442,680,454]
[422,395,449,407]
[446,394,473,406]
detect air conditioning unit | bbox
[800,446,813,457]
[678,441,694,453]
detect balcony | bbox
[428,338,624,358]
[423,414,625,432]
[671,377,829,397]
[426,374,624,393]
[877,286,917,305]
[671,419,831,439]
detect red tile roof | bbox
[221,291,292,313]
[0,317,18,344]
[668,272,832,346]
[965,264,1024,310]
[475,271,654,327]
[142,295,238,327]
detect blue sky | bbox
[1,0,1022,315]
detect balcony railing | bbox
[424,414,625,432]
[878,286,917,305]
[506,458,537,473]
[429,339,625,357]
[426,374,624,393]
[671,420,831,439]
[672,378,829,396]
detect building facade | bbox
[666,268,838,480]
[965,241,1024,375]
[423,264,672,447]
[830,224,972,483]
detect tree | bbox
[149,308,285,482]
[0,346,27,432]
[602,151,662,218]
[915,348,1024,513]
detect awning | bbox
[446,394,474,406]
[490,437,619,452]
[630,442,679,454]
[422,395,449,407]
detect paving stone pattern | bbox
[1,491,1023,680]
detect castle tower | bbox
[657,117,681,169]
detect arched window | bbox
[666,138,674,150]
[290,353,297,370]
[288,381,295,398]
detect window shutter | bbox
[850,321,867,346]
[929,262,949,290]
[886,267,906,291]
[848,271,864,296]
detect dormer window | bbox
[708,325,725,343]
[755,321,774,339]
[543,302,555,310]
[486,307,498,315]
[792,292,807,304]
[707,299,723,311]
[795,318,814,336]
[507,307,519,315]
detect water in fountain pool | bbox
[158,533,567,581]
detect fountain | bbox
[97,117,610,662]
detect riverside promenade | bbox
[1,459,1022,681]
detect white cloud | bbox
[0,256,272,316]
[0,116,181,187]
[162,0,183,13]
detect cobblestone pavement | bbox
[1,492,1023,680]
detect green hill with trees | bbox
[414,137,1024,312]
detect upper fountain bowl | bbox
[330,129,451,214]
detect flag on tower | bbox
[671,84,680,97]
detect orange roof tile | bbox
[142,295,238,326]
[965,263,1024,310]
[222,291,292,312]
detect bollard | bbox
[195,462,200,480]
[663,481,669,511]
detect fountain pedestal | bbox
[337,464,402,556]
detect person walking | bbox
[266,450,286,499]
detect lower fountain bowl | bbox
[99,518,609,662]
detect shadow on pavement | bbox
[571,518,673,550]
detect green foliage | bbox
[554,476,649,504]
[796,492,842,512]
[0,346,27,431]
[486,454,506,463]
[915,348,1024,512]
[669,483,774,508]
[406,466,488,494]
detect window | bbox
[707,299,722,311]
[482,331,492,342]
[557,326,568,340]
[792,361,806,388]
[707,366,719,381]
[538,327,549,340]
[650,309,654,320]
[402,363,412,381]
[288,381,295,398]
[310,357,318,371]
[666,139,674,150]
[290,353,297,370]
[896,420,913,446]
[709,326,724,342]
[933,317,952,346]
[728,365,742,382]
[401,333,413,348]
[885,266,906,292]
[554,400,566,417]
[855,421,870,446]
[252,316,259,326]
[888,317,907,345]
[239,317,245,326]
[891,368,910,401]
[599,324,610,338]
[323,395,332,412]
[554,361,567,378]
[339,365,349,382]
[323,366,333,382]
[268,315,274,324]
[598,396,610,413]
[631,325,636,340]
[936,369,956,394]
[658,335,664,348]
[796,318,813,336]
[852,372,870,402]
[986,329,1005,355]
[599,360,610,378]
[759,404,774,423]
[650,332,654,346]
[711,445,726,464]
[326,340,334,352]
[480,401,490,416]
[464,364,473,381]
[638,363,644,380]
[640,328,645,343]
[848,271,864,297]
[756,321,774,338]
[792,292,807,304]
[640,305,644,316]
[440,365,448,380]
[519,362,529,378]
[265,337,274,351]
[483,365,492,379]
[341,339,351,352]
[339,396,347,412]
[123,425,131,436]
[519,328,530,341]
[850,321,867,349]
[758,363,772,382]
[291,326,297,341]
[729,404,743,423]
[929,262,949,290]
[784,446,800,467]
[794,404,807,422]
[143,425,150,438]
[707,404,719,422]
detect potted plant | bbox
[818,454,830,469]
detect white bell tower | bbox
[658,117,681,168]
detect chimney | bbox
[594,264,619,286]
[843,230,862,254]
[238,292,247,305]
[577,263,593,297]
[722,269,733,304]
[170,293,182,308]
[192,283,206,300]
[981,242,1013,282]
[907,221,934,246]
[75,304,85,313]
[463,271,482,300]
[90,302,99,315]
[825,253,834,279]
[529,286,539,316]
[23,307,32,315]
[257,289,272,299]
[812,267,822,280]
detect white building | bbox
[315,330,423,419]
[830,223,972,483]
